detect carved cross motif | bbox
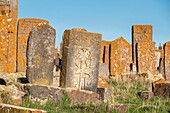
[74,48,92,90]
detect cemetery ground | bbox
[1,74,169,113]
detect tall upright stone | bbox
[137,41,156,74]
[0,0,18,72]
[132,25,152,64]
[164,42,170,80]
[99,40,110,64]
[17,18,49,72]
[110,37,132,76]
[26,25,56,85]
[60,28,102,92]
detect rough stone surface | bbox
[98,63,109,77]
[137,41,156,74]
[110,37,132,76]
[60,28,102,92]
[0,84,25,105]
[154,83,170,98]
[155,49,164,73]
[24,84,100,104]
[132,25,152,64]
[97,77,108,88]
[26,24,56,85]
[0,0,18,72]
[0,72,25,85]
[65,88,99,104]
[0,103,47,113]
[24,84,64,101]
[164,42,170,81]
[138,91,154,100]
[99,40,110,64]
[17,18,49,72]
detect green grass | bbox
[21,75,170,113]
[108,75,170,113]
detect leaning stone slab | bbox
[60,28,102,92]
[0,103,47,113]
[26,24,56,85]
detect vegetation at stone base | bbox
[21,75,170,113]
[21,94,113,113]
[108,75,170,113]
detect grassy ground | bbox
[21,75,170,113]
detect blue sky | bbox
[18,0,170,48]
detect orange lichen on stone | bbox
[99,40,110,63]
[17,18,49,72]
[0,0,18,73]
[110,37,132,76]
[54,47,58,58]
[132,25,152,64]
[164,41,170,80]
[97,78,108,88]
[137,41,156,74]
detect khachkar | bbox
[132,25,156,74]
[17,18,49,72]
[137,41,156,74]
[99,40,110,64]
[60,28,102,92]
[110,37,132,76]
[0,0,18,72]
[26,24,56,85]
[164,42,170,80]
[132,25,152,66]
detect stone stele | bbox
[0,0,18,72]
[60,28,102,92]
[26,24,56,85]
[132,25,152,64]
[164,41,170,81]
[17,18,49,72]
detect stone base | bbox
[24,84,100,104]
[154,83,170,98]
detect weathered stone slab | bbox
[154,83,170,98]
[138,91,154,100]
[110,37,132,76]
[17,18,49,72]
[155,49,164,73]
[60,28,102,92]
[99,40,110,64]
[164,42,170,80]
[0,0,18,72]
[0,103,47,113]
[26,25,56,85]
[98,63,109,77]
[65,88,99,104]
[137,41,156,74]
[24,84,64,101]
[132,25,152,65]
[24,84,100,104]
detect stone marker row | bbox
[100,25,170,81]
